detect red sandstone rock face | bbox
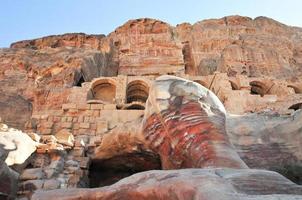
[227,110,302,184]
[10,33,105,50]
[0,47,118,128]
[110,18,185,75]
[10,16,302,79]
[176,16,302,78]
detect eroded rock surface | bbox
[27,76,302,200]
[227,110,302,184]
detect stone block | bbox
[88,130,96,136]
[84,110,93,116]
[91,104,104,110]
[65,160,79,168]
[20,168,45,181]
[79,123,90,129]
[89,136,101,145]
[39,128,52,135]
[78,128,88,135]
[78,116,84,123]
[73,123,80,130]
[103,104,116,110]
[66,109,78,116]
[40,115,49,120]
[61,116,67,122]
[48,159,65,172]
[55,129,74,147]
[90,123,97,130]
[74,135,89,147]
[79,157,90,169]
[44,168,57,179]
[72,117,78,123]
[84,116,90,123]
[41,135,57,144]
[41,121,54,128]
[61,122,73,129]
[53,116,61,122]
[20,180,44,192]
[89,117,96,123]
[73,130,79,136]
[70,148,85,157]
[49,110,64,116]
[43,179,61,190]
[62,103,77,110]
[96,121,108,134]
[66,117,73,122]
[92,110,100,117]
[36,143,64,153]
[77,104,91,110]
[31,154,51,168]
[67,174,80,188]
[47,116,54,122]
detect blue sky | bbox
[0,0,302,47]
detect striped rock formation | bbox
[142,75,247,169]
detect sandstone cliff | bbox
[10,16,302,79]
[0,15,302,200]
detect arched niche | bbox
[250,81,269,97]
[126,80,149,104]
[87,79,116,104]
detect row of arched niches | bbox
[81,75,302,111]
[86,78,150,110]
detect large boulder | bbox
[0,124,37,166]
[142,75,247,169]
[31,168,302,200]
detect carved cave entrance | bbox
[88,152,161,188]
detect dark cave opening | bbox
[271,165,302,185]
[89,152,161,188]
[288,103,302,111]
[76,75,85,87]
